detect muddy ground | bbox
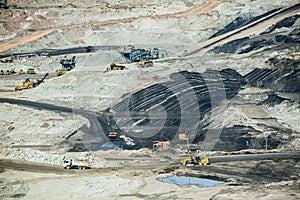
[0,152,300,200]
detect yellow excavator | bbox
[15,73,48,91]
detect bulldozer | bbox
[181,156,210,166]
[137,60,153,68]
[15,73,49,91]
[56,56,76,76]
[0,69,16,75]
[18,69,25,74]
[105,63,125,72]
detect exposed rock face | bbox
[106,69,244,149]
[209,8,282,39]
[0,1,299,153]
[212,15,300,54]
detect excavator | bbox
[15,73,49,91]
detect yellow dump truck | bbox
[181,156,210,166]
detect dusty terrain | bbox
[0,0,300,199]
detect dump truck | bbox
[181,156,210,166]
[27,67,36,74]
[152,140,170,149]
[63,159,90,169]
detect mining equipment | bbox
[122,47,159,62]
[15,73,49,91]
[86,46,94,52]
[0,57,13,63]
[152,141,170,149]
[56,56,76,76]
[105,63,125,72]
[18,69,25,74]
[137,60,153,67]
[27,67,36,74]
[0,69,16,75]
[181,156,210,166]
[0,0,9,9]
[63,159,90,170]
[108,132,123,148]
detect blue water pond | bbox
[159,175,223,188]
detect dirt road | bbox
[0,158,65,173]
[0,29,55,53]
[0,98,109,150]
[1,152,299,174]
[209,153,300,163]
[0,73,56,81]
